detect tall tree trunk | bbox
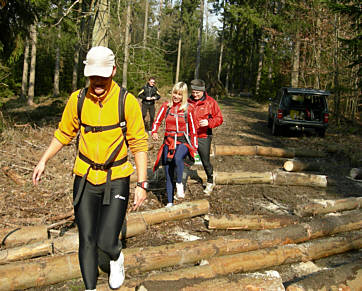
[333,14,341,125]
[204,0,208,43]
[122,1,131,88]
[225,63,230,93]
[21,37,30,99]
[255,39,265,96]
[194,0,204,79]
[72,46,80,91]
[27,22,37,106]
[157,0,163,40]
[92,0,110,47]
[314,7,321,89]
[217,11,225,83]
[143,0,149,47]
[291,31,300,87]
[175,37,182,83]
[53,3,62,97]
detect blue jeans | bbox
[162,144,189,203]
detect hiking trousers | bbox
[142,103,156,130]
[162,143,189,203]
[73,175,130,289]
[197,135,213,183]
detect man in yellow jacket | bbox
[32,46,148,291]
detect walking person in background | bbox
[188,79,223,196]
[32,46,148,291]
[138,77,161,132]
[151,82,198,207]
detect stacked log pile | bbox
[0,145,360,290]
[0,208,361,290]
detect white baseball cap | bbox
[83,46,115,77]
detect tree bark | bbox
[208,214,298,230]
[143,0,149,47]
[92,0,110,47]
[294,197,362,217]
[0,211,360,290]
[142,232,362,283]
[286,258,362,291]
[283,159,321,172]
[175,37,182,83]
[291,30,300,87]
[0,225,48,248]
[21,36,30,99]
[255,39,265,96]
[212,145,326,158]
[53,3,62,97]
[27,22,37,106]
[194,0,204,79]
[122,1,131,88]
[157,0,163,40]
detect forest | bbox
[0,0,360,125]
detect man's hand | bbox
[32,161,45,186]
[199,119,209,127]
[146,97,152,100]
[133,186,147,211]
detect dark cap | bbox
[190,79,205,91]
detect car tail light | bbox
[323,113,329,123]
[277,109,283,119]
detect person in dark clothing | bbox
[188,79,223,196]
[138,77,161,131]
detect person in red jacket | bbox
[188,79,223,195]
[151,82,198,207]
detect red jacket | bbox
[151,102,198,171]
[188,92,223,138]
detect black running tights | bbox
[73,175,130,289]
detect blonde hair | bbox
[168,82,188,111]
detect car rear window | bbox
[283,94,326,109]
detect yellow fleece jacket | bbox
[54,81,148,185]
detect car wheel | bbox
[272,119,281,136]
[317,129,326,137]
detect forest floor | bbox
[0,93,361,290]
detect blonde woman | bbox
[151,82,198,206]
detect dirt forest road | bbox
[0,95,361,290]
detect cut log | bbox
[273,171,327,187]
[295,197,362,217]
[283,159,321,172]
[208,214,299,230]
[143,231,362,282]
[0,200,208,264]
[0,240,52,264]
[193,171,273,185]
[0,211,361,290]
[130,199,210,226]
[139,271,285,291]
[212,145,326,158]
[124,210,362,274]
[188,170,327,187]
[350,168,362,180]
[0,225,48,248]
[286,258,362,291]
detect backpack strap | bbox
[73,86,129,207]
[77,87,88,125]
